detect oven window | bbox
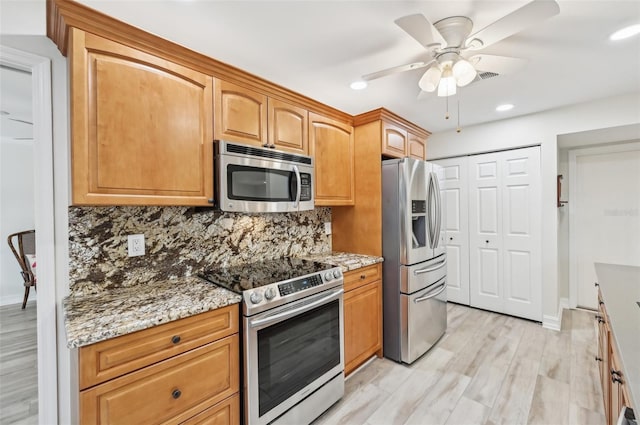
[257,299,340,417]
[227,165,293,201]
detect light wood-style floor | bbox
[316,303,604,425]
[0,301,38,425]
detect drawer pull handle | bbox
[360,275,366,280]
[172,389,182,399]
[171,335,181,344]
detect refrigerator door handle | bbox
[432,171,442,249]
[427,172,436,249]
[414,278,447,303]
[414,258,447,275]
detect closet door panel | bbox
[434,157,469,305]
[501,147,541,321]
[468,153,503,313]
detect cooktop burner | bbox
[199,257,335,293]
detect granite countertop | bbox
[594,262,640,411]
[63,276,242,348]
[300,251,384,272]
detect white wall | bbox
[0,32,73,424]
[427,93,640,322]
[0,138,36,305]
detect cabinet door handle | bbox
[612,376,623,384]
[611,368,621,377]
[172,389,182,399]
[595,356,602,362]
[599,300,604,306]
[171,335,181,344]
[594,282,599,287]
[262,143,269,148]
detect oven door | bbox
[244,287,344,425]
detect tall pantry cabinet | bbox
[434,146,542,321]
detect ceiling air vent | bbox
[477,71,499,80]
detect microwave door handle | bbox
[292,165,301,209]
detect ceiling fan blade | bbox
[466,0,560,50]
[362,60,434,82]
[395,14,446,50]
[468,54,527,75]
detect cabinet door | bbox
[381,121,407,158]
[268,98,308,154]
[408,132,427,160]
[214,80,267,145]
[434,157,470,305]
[309,113,355,206]
[80,335,239,425]
[344,280,382,376]
[69,29,213,206]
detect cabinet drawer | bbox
[80,334,239,425]
[80,305,239,389]
[181,394,240,425]
[344,264,382,292]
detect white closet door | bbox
[501,147,541,321]
[434,157,469,305]
[469,153,503,312]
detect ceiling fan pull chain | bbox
[445,94,450,120]
[456,100,462,133]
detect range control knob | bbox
[333,269,342,279]
[324,272,334,281]
[264,287,277,300]
[249,291,263,304]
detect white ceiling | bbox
[76,0,640,133]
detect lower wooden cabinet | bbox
[596,287,633,425]
[343,264,383,376]
[79,305,240,425]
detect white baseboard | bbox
[0,291,37,307]
[542,297,569,331]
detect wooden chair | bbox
[7,230,36,309]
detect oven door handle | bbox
[249,288,343,328]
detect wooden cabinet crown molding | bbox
[354,108,430,139]
[47,0,352,125]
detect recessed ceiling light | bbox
[609,24,640,41]
[496,104,514,112]
[350,81,367,90]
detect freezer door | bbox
[400,255,447,294]
[400,276,447,364]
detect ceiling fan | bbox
[362,0,560,97]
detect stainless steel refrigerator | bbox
[382,157,447,364]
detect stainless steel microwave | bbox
[214,140,314,213]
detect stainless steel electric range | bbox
[200,257,345,425]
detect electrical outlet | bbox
[324,222,332,235]
[127,234,145,257]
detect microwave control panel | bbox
[300,173,312,201]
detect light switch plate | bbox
[127,234,145,257]
[324,222,332,235]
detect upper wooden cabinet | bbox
[268,98,308,154]
[68,28,214,206]
[214,80,267,145]
[214,80,308,154]
[309,112,355,206]
[382,121,408,158]
[355,108,430,160]
[408,132,427,160]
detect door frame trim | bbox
[0,45,58,424]
[568,141,640,309]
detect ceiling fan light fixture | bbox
[419,66,442,92]
[452,58,477,86]
[437,65,456,97]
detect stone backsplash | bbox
[68,206,331,296]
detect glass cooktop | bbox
[199,257,335,293]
